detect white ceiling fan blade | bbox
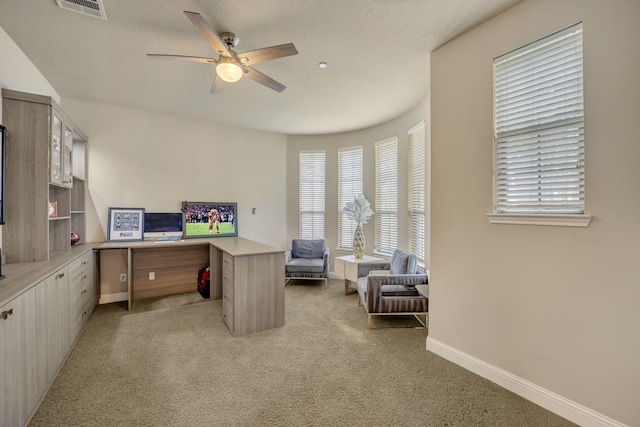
[238,43,298,66]
[243,66,286,92]
[147,54,217,64]
[210,74,224,94]
[183,11,231,57]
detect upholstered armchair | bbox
[285,239,330,286]
[356,249,428,329]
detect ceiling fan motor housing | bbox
[220,32,239,50]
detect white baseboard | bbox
[328,272,343,280]
[426,337,627,427]
[99,292,128,305]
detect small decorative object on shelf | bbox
[343,193,374,259]
[70,231,80,245]
[48,201,58,217]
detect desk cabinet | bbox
[210,239,285,337]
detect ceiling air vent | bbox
[56,0,107,20]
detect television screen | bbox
[182,201,238,239]
[143,212,183,240]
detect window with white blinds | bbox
[494,23,584,214]
[299,150,325,239]
[408,121,426,264]
[375,137,398,256]
[338,146,363,249]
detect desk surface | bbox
[98,236,283,257]
[1,237,284,307]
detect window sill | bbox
[486,213,592,227]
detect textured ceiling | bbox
[0,0,521,135]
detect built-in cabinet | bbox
[1,89,88,263]
[0,287,38,427]
[1,88,94,426]
[0,250,96,427]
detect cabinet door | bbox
[0,288,38,427]
[36,266,70,393]
[62,124,73,187]
[50,110,63,186]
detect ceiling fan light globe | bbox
[217,62,243,82]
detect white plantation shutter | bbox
[375,137,398,256]
[408,121,426,264]
[494,23,584,214]
[299,150,325,239]
[338,147,363,249]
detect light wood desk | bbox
[98,237,285,336]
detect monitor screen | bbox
[143,212,183,240]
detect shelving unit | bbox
[2,89,88,263]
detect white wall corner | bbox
[425,337,628,427]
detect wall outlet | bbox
[119,273,126,282]
[149,272,155,280]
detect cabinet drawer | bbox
[70,268,92,296]
[69,252,92,281]
[69,299,91,341]
[223,252,234,274]
[222,299,233,331]
[222,273,233,300]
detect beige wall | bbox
[429,0,639,425]
[286,96,429,270]
[61,99,288,249]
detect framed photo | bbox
[107,207,144,242]
[48,201,58,218]
[182,201,238,239]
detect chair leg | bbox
[368,314,373,329]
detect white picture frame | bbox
[107,207,144,242]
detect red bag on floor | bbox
[197,266,210,299]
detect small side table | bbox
[334,254,384,295]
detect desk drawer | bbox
[223,252,234,275]
[222,299,233,331]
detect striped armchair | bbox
[356,249,428,329]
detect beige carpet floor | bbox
[29,279,576,427]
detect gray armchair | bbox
[285,239,330,287]
[356,249,428,329]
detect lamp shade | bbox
[216,62,243,82]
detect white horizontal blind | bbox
[299,150,325,239]
[408,121,426,264]
[494,23,584,214]
[375,137,398,256]
[338,146,363,249]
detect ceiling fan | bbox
[147,11,298,93]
